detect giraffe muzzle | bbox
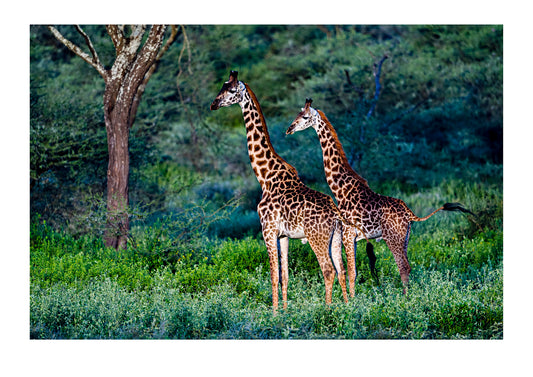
[286,124,296,135]
[210,100,221,111]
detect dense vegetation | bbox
[30,25,502,339]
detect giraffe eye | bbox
[229,88,237,94]
[302,115,310,120]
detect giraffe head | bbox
[286,98,320,135]
[210,70,246,110]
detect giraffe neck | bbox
[239,83,298,190]
[314,110,369,200]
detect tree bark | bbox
[48,25,175,249]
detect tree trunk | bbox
[103,89,131,249]
[102,25,167,249]
[48,25,176,249]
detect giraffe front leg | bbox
[278,236,289,310]
[263,230,280,313]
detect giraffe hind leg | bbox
[328,227,339,276]
[341,226,357,298]
[351,237,357,295]
[328,224,348,303]
[277,238,282,287]
[402,223,411,294]
[404,222,411,255]
[383,224,411,295]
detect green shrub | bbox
[30,176,502,340]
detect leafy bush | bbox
[30,187,503,340]
[31,25,502,234]
[30,25,502,340]
[31,260,502,339]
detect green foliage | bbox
[30,25,503,340]
[31,179,503,339]
[31,25,502,235]
[31,254,503,339]
[30,216,153,291]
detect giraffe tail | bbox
[412,202,475,222]
[366,242,379,284]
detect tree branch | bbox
[104,25,149,115]
[346,54,387,168]
[128,25,178,128]
[158,25,179,62]
[177,25,192,76]
[366,54,388,119]
[48,26,107,78]
[382,98,428,131]
[106,25,126,54]
[74,25,102,68]
[176,25,198,146]
[344,69,364,100]
[140,25,179,91]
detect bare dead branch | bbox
[48,26,107,78]
[177,25,192,76]
[344,69,364,100]
[346,54,387,168]
[366,54,388,119]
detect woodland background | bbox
[29,25,503,340]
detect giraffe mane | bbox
[316,109,369,187]
[244,83,299,177]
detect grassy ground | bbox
[30,182,503,339]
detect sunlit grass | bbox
[30,193,503,339]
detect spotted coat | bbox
[211,72,349,312]
[287,98,472,294]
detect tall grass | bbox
[30,264,502,339]
[30,180,503,340]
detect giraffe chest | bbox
[257,192,306,240]
[278,219,306,239]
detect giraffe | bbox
[210,71,350,312]
[286,98,474,294]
